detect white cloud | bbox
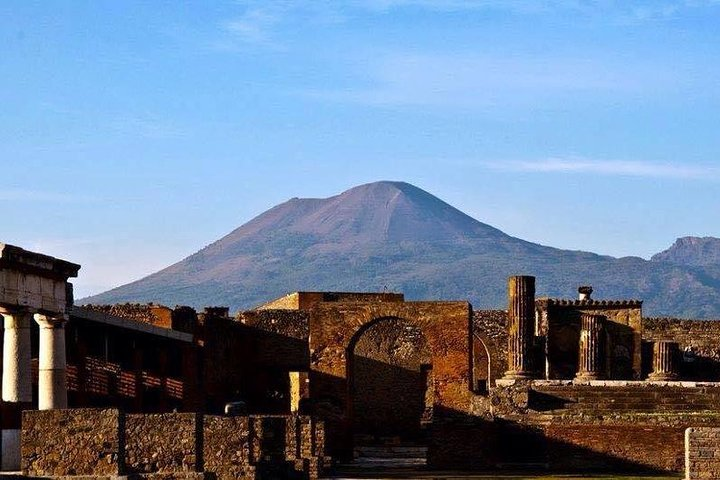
[223,5,284,45]
[485,158,720,180]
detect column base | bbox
[575,373,603,382]
[502,370,535,380]
[1,428,20,471]
[648,372,679,382]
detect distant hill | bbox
[81,181,720,318]
[651,236,720,267]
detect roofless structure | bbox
[1,242,720,478]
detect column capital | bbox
[34,313,69,328]
[0,305,36,316]
[0,307,35,329]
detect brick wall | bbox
[546,424,686,472]
[686,427,720,480]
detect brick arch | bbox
[347,316,433,438]
[308,301,473,456]
[472,332,492,394]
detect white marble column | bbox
[34,314,68,410]
[0,308,33,471]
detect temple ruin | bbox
[1,242,720,479]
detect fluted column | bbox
[504,275,536,379]
[34,314,68,410]
[649,340,680,381]
[575,314,604,381]
[0,308,33,471]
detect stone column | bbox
[34,313,68,410]
[649,340,680,381]
[289,371,301,413]
[504,275,536,379]
[0,308,33,471]
[575,314,604,381]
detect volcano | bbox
[82,181,720,318]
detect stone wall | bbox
[475,381,720,474]
[22,409,328,479]
[686,427,720,480]
[644,318,720,380]
[21,408,122,477]
[473,309,508,384]
[81,303,160,325]
[202,310,310,414]
[124,413,200,474]
[237,309,309,342]
[537,300,643,380]
[203,415,252,479]
[350,317,432,438]
[257,291,405,310]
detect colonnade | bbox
[502,275,682,382]
[0,307,68,470]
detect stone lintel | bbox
[536,298,643,309]
[0,243,80,280]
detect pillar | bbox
[504,275,536,379]
[575,314,604,381]
[0,308,33,471]
[649,340,680,381]
[34,313,68,410]
[289,371,301,413]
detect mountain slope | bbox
[651,236,720,267]
[82,181,720,318]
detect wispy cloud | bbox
[485,158,720,180]
[213,1,720,53]
[223,5,285,45]
[302,52,687,108]
[219,1,344,49]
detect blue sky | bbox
[2,1,719,298]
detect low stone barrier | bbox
[21,408,122,477]
[21,408,328,479]
[686,427,720,480]
[125,413,200,475]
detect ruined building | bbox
[2,242,720,478]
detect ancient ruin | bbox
[1,242,720,479]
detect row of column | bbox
[0,308,67,471]
[503,275,680,381]
[574,319,680,382]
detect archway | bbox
[472,334,491,394]
[347,317,432,442]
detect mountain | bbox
[651,236,720,267]
[81,181,720,318]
